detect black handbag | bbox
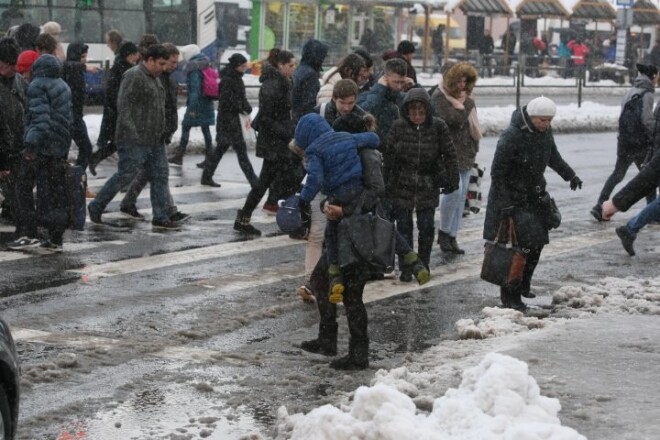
[538,191,561,230]
[480,217,527,287]
[336,199,396,273]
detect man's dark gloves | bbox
[298,198,311,231]
[569,175,583,191]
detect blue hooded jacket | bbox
[292,39,328,122]
[295,113,379,203]
[24,54,72,158]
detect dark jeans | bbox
[179,124,212,155]
[35,155,69,245]
[14,156,38,238]
[72,117,93,171]
[242,157,303,217]
[391,206,435,268]
[119,168,177,216]
[203,131,258,187]
[597,152,654,205]
[309,251,369,343]
[325,184,364,266]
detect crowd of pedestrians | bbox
[2,24,659,370]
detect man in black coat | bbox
[483,97,582,311]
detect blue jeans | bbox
[119,169,177,216]
[627,197,660,234]
[90,143,170,222]
[439,169,471,237]
[179,124,213,154]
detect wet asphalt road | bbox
[0,131,658,439]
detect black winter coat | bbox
[161,71,179,143]
[483,107,576,248]
[63,42,89,121]
[612,148,660,211]
[384,88,459,211]
[217,65,252,141]
[0,74,26,166]
[98,59,133,146]
[255,63,296,161]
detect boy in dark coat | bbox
[23,54,72,252]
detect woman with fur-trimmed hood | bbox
[431,62,482,255]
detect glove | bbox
[298,198,311,231]
[569,175,583,191]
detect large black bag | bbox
[538,191,561,230]
[337,206,396,273]
[481,217,527,287]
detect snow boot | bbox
[300,323,338,356]
[330,338,369,370]
[328,264,345,304]
[437,230,455,253]
[450,237,465,254]
[233,209,261,236]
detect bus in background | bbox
[197,0,252,64]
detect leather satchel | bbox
[481,217,527,287]
[337,203,396,273]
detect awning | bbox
[631,0,660,25]
[570,0,616,21]
[512,0,571,18]
[444,0,514,15]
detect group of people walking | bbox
[2,26,657,371]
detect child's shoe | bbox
[328,264,345,304]
[403,252,431,285]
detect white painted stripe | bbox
[11,327,118,348]
[67,234,303,278]
[0,241,128,262]
[0,252,31,262]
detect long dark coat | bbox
[97,58,132,146]
[483,107,576,248]
[216,64,252,143]
[384,88,459,211]
[255,63,296,161]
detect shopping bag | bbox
[480,217,527,287]
[66,164,87,231]
[337,209,396,273]
[240,113,257,149]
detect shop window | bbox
[288,3,316,53]
[320,4,349,64]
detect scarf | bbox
[440,86,482,141]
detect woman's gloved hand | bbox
[569,175,583,191]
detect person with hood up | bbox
[483,96,582,311]
[202,53,257,188]
[431,62,481,255]
[591,63,658,221]
[63,42,98,185]
[384,88,459,279]
[234,48,300,235]
[168,44,215,170]
[295,113,430,305]
[22,53,72,252]
[292,38,328,122]
[89,41,140,176]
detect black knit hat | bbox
[229,53,248,68]
[637,63,659,78]
[118,41,139,59]
[397,40,416,55]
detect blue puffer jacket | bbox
[24,54,72,158]
[295,113,379,203]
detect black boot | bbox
[168,147,184,166]
[300,323,338,356]
[437,230,454,253]
[450,237,465,255]
[500,286,512,308]
[233,209,261,235]
[507,286,527,312]
[330,338,369,370]
[88,150,102,176]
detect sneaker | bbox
[7,236,40,250]
[262,201,278,216]
[296,285,315,302]
[233,210,262,236]
[88,204,102,224]
[152,219,181,231]
[34,240,63,254]
[169,211,191,223]
[120,205,145,220]
[615,225,636,256]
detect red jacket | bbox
[568,40,590,65]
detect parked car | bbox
[84,69,108,105]
[0,318,20,439]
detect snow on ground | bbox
[274,275,660,440]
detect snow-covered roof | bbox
[631,0,660,25]
[570,0,617,20]
[511,0,571,18]
[445,0,514,15]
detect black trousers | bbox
[309,251,369,343]
[35,155,69,245]
[501,245,543,305]
[242,156,303,217]
[391,205,435,268]
[14,156,38,238]
[204,130,258,187]
[597,152,654,205]
[71,117,94,172]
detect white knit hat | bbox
[180,44,201,62]
[526,96,556,117]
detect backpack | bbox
[618,90,650,152]
[201,67,220,100]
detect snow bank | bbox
[277,353,585,440]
